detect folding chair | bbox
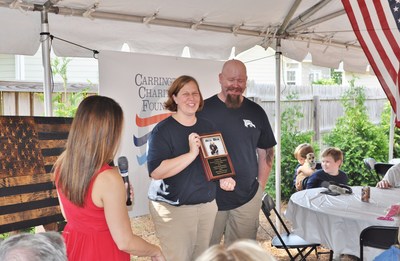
[261,193,333,261]
[363,158,393,182]
[363,158,376,179]
[374,163,394,178]
[359,225,399,260]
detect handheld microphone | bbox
[117,156,132,206]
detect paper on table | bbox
[377,204,400,221]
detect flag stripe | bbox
[0,198,60,215]
[342,0,400,126]
[374,1,400,60]
[358,1,396,83]
[0,215,64,234]
[0,182,54,197]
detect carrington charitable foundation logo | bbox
[133,73,174,165]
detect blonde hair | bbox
[294,143,314,160]
[195,240,276,261]
[54,95,124,206]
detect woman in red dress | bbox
[55,95,165,261]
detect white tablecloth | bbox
[285,186,400,261]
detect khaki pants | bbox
[210,185,263,246]
[149,200,217,261]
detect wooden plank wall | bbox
[0,116,72,233]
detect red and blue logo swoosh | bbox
[133,113,172,165]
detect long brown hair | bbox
[55,95,124,206]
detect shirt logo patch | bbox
[243,119,256,128]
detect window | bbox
[309,71,321,83]
[286,71,296,85]
[286,62,299,85]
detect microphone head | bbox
[118,156,128,173]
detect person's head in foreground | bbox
[195,239,276,261]
[0,232,67,261]
[321,147,343,176]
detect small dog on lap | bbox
[295,152,317,191]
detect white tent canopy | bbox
[1,0,392,210]
[0,0,369,73]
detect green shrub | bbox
[323,79,387,186]
[380,102,400,158]
[52,88,90,117]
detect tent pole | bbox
[275,38,282,229]
[389,109,395,161]
[40,5,53,116]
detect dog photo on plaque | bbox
[199,132,235,181]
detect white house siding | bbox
[236,46,277,85]
[0,54,16,80]
[0,50,99,84]
[24,54,43,81]
[301,62,331,85]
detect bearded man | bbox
[197,59,276,245]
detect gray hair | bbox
[0,232,67,261]
[195,239,276,261]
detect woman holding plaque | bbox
[147,75,235,261]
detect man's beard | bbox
[225,94,242,109]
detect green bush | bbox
[52,88,90,117]
[265,92,316,201]
[380,102,400,158]
[324,79,388,186]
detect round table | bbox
[285,186,400,260]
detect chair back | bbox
[363,158,376,171]
[360,226,399,260]
[261,193,291,234]
[261,193,275,217]
[374,163,394,176]
[364,158,379,182]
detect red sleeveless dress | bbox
[57,164,130,261]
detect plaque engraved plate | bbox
[199,132,235,181]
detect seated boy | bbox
[306,147,348,189]
[293,143,318,191]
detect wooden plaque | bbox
[199,132,235,181]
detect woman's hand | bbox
[219,177,236,191]
[188,132,201,156]
[125,182,134,203]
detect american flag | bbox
[342,0,400,126]
[0,116,72,233]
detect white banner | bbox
[99,51,223,216]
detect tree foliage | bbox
[324,79,388,186]
[51,57,89,117]
[380,102,400,158]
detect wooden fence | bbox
[0,81,389,136]
[0,81,97,116]
[247,83,389,140]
